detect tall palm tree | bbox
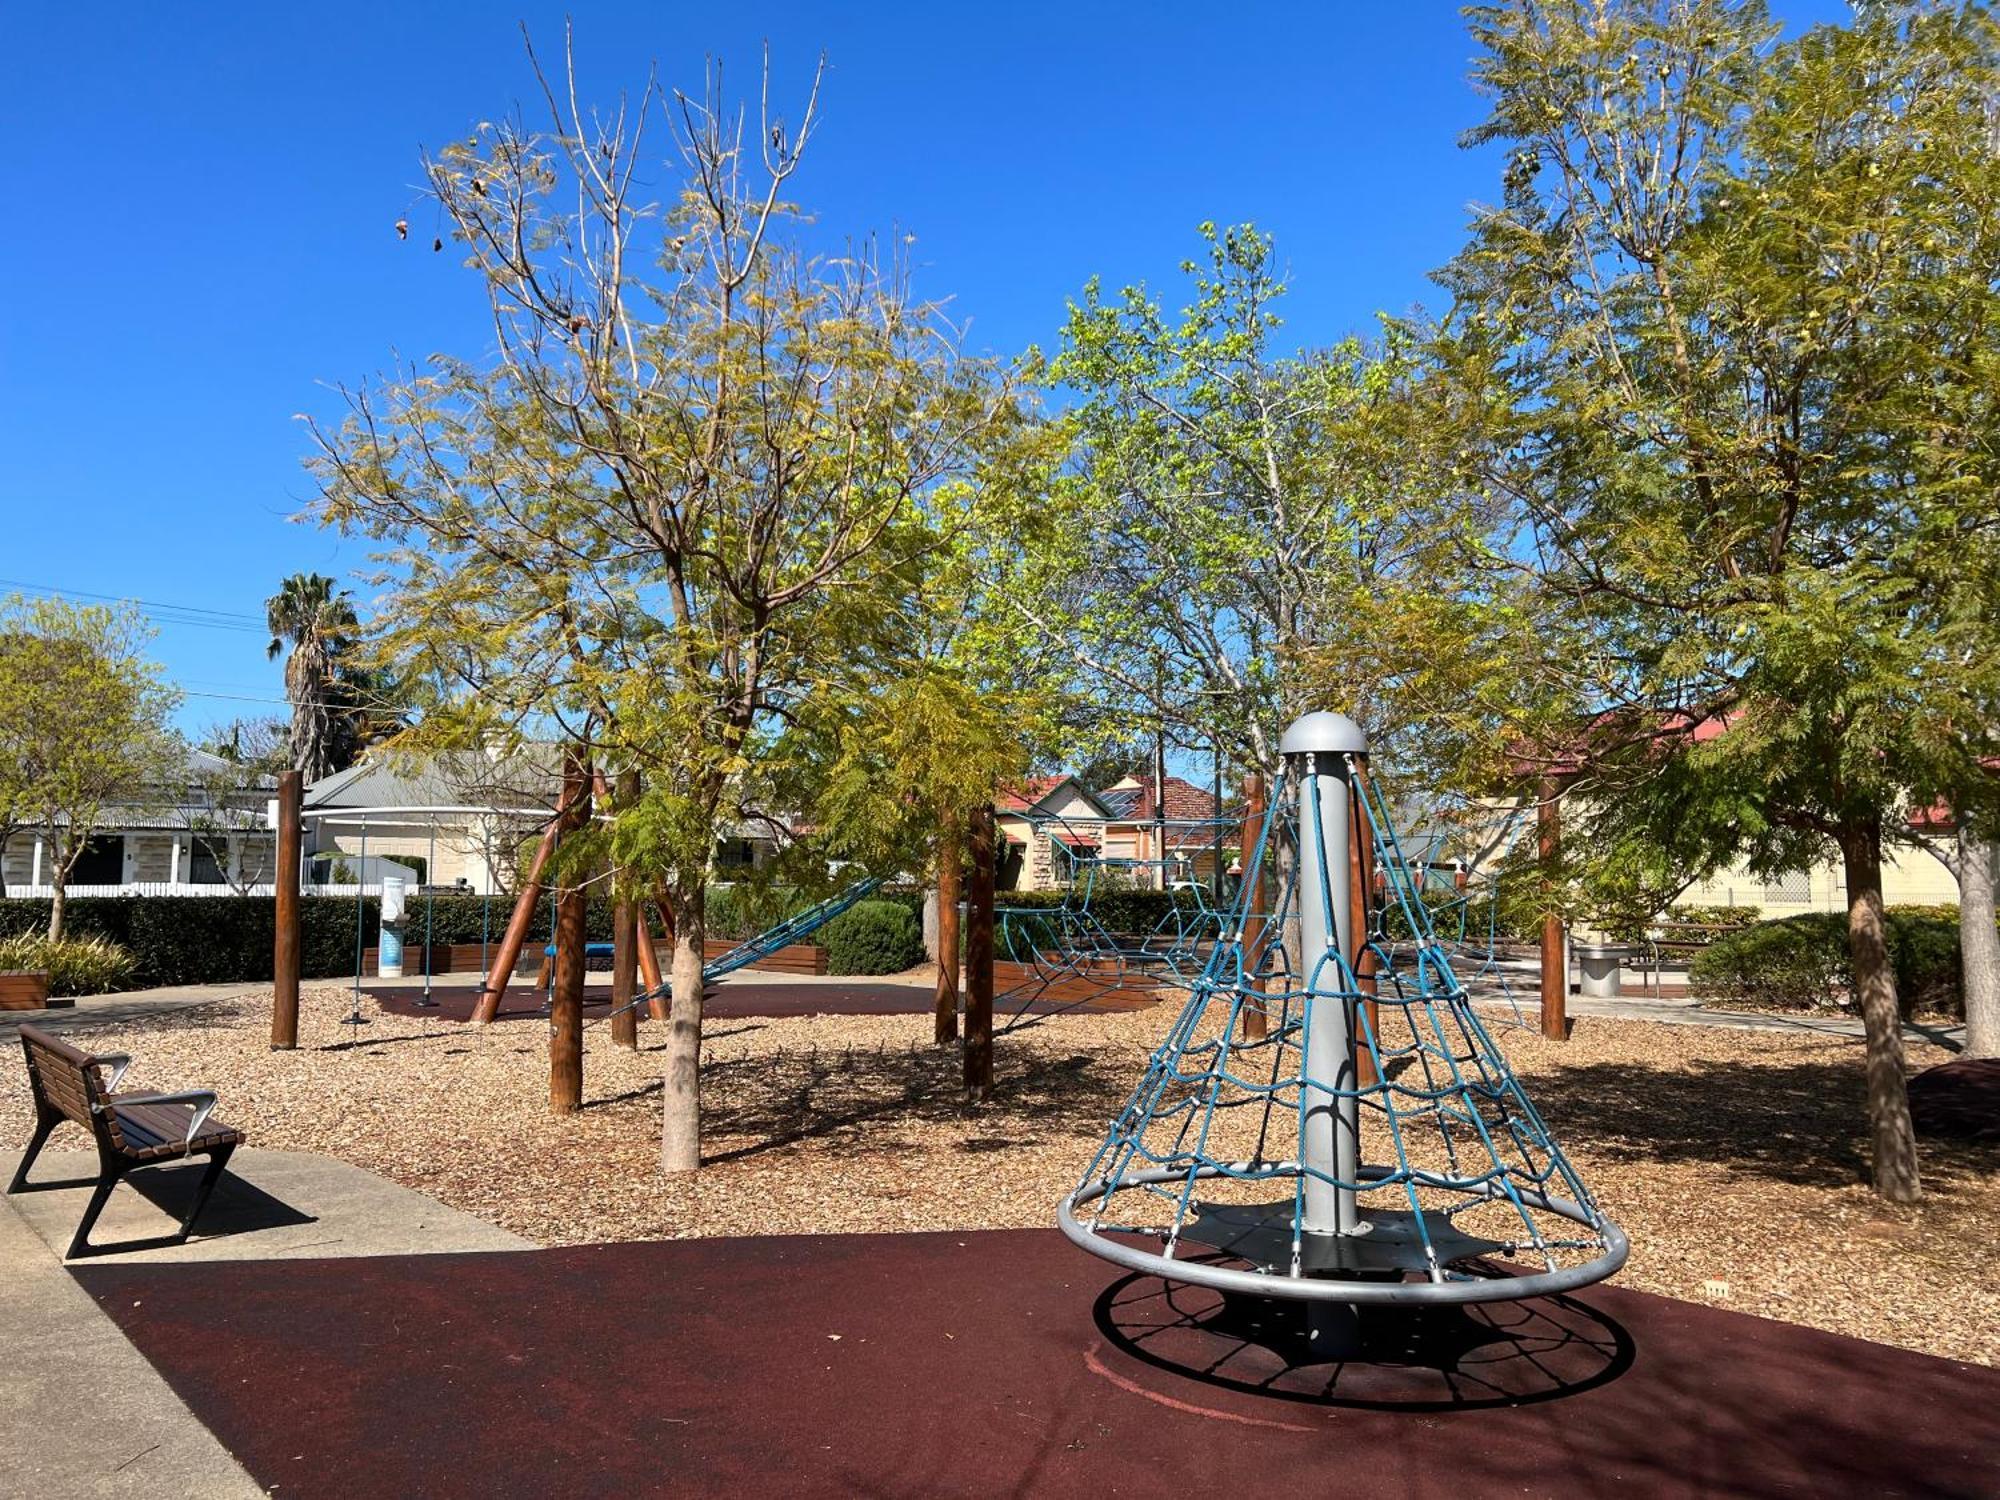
[266,573,360,782]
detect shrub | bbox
[1689,906,1972,1017]
[822,899,925,975]
[0,933,139,997]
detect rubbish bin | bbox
[1575,943,1628,999]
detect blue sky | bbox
[0,2,1848,735]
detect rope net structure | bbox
[1059,712,1626,1307]
[993,815,1240,1028]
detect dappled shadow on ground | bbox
[693,1041,1119,1166]
[1528,1057,2000,1189]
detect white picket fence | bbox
[5,881,419,900]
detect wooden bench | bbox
[8,1023,244,1258]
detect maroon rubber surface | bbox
[1909,1057,2000,1143]
[366,981,1144,1022]
[74,1228,1999,1499]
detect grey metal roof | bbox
[304,748,560,813]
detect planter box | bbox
[0,971,51,1010]
[700,939,827,976]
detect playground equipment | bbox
[994,812,1240,1027]
[1059,710,1626,1313]
[603,875,884,1021]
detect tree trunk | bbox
[1840,821,1922,1203]
[47,879,66,943]
[549,754,591,1115]
[660,886,705,1174]
[963,808,995,1103]
[1958,818,2000,1060]
[933,819,961,1046]
[610,769,641,1050]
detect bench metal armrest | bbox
[112,1090,219,1145]
[88,1053,133,1092]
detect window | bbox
[188,840,229,885]
[71,835,124,886]
[715,838,756,871]
[1761,868,1810,903]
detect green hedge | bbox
[1689,905,1973,1017]
[0,884,918,992]
[0,893,624,990]
[996,887,1210,937]
[821,899,925,975]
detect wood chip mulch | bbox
[4,984,1994,1368]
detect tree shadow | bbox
[697,1045,1117,1166]
[1526,1057,2000,1188]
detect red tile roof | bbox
[1110,775,1219,822]
[996,775,1073,813]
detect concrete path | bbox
[4,1146,532,1264]
[0,982,257,1042]
[1468,986,1965,1049]
[0,1147,535,1497]
[0,1201,263,1497]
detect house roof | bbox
[995,775,1115,819]
[305,749,558,815]
[1099,774,1221,823]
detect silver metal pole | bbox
[1280,711,1368,1238]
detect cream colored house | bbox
[0,749,278,896]
[1677,842,1959,916]
[304,749,782,893]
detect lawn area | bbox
[6,986,1995,1367]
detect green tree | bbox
[308,42,1021,1170]
[1444,0,2000,1199]
[0,596,181,938]
[1029,223,1514,787]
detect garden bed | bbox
[3,986,1994,1367]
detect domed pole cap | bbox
[1278,710,1369,758]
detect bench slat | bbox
[107,1099,244,1160]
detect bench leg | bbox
[6,1111,59,1194]
[176,1143,236,1241]
[66,1168,123,1260]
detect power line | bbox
[0,577,267,633]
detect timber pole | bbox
[642,882,676,1021]
[933,816,962,1045]
[964,804,996,1102]
[1538,776,1568,1041]
[550,751,591,1114]
[1239,771,1269,1042]
[609,770,640,1049]
[270,769,302,1049]
[470,797,568,1024]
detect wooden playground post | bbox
[1538,776,1568,1041]
[550,752,592,1114]
[470,800,569,1025]
[610,770,640,1050]
[270,769,302,1050]
[1238,771,1269,1042]
[933,817,962,1045]
[636,910,667,1020]
[963,804,995,1102]
[1348,774,1380,1088]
